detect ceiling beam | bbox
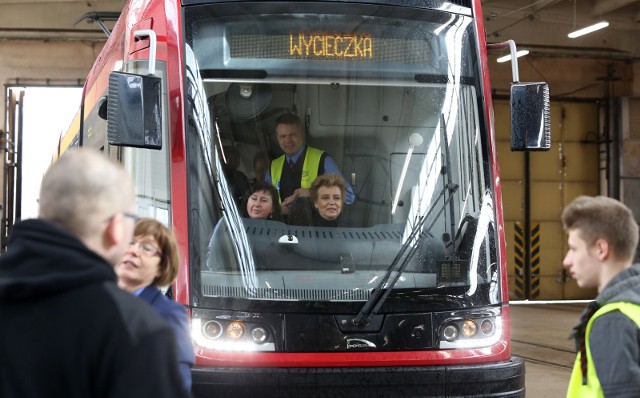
[591,0,640,16]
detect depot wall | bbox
[0,40,100,88]
[488,56,640,99]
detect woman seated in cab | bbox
[288,174,347,227]
[241,181,282,221]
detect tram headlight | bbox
[192,314,276,352]
[480,319,495,336]
[436,311,503,349]
[462,319,477,337]
[202,320,223,339]
[251,326,269,344]
[226,321,245,340]
[442,324,459,341]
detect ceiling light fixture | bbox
[568,21,609,38]
[497,50,529,63]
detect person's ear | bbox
[594,239,610,261]
[103,213,125,248]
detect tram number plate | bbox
[437,260,469,284]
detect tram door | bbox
[497,100,599,300]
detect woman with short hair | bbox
[116,218,194,395]
[289,174,347,227]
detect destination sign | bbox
[230,33,429,63]
[289,34,373,59]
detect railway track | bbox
[510,302,585,396]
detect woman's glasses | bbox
[130,240,162,257]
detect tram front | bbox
[182,1,524,396]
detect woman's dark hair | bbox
[240,182,282,221]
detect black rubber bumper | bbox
[192,356,525,397]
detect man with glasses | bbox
[0,148,189,398]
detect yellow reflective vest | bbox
[270,146,324,202]
[566,302,640,398]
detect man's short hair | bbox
[275,112,302,128]
[562,195,639,262]
[38,148,134,240]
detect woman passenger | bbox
[115,218,194,394]
[310,174,347,226]
[241,182,282,221]
[288,174,347,227]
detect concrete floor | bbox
[510,302,585,397]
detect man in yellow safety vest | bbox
[562,196,640,398]
[265,113,354,215]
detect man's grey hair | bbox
[38,148,134,239]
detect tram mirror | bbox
[510,82,550,151]
[107,71,162,150]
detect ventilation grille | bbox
[202,285,372,301]
[244,225,403,241]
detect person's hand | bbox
[293,188,310,198]
[281,189,309,215]
[281,195,296,215]
[281,201,292,215]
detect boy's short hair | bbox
[561,195,639,262]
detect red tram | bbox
[63,0,550,396]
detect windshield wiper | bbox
[353,114,458,326]
[352,183,457,326]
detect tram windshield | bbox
[184,2,500,311]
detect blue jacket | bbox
[139,285,195,394]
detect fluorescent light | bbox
[497,50,529,63]
[568,21,609,38]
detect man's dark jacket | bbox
[0,219,190,398]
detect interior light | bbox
[391,133,423,215]
[239,83,253,98]
[497,50,529,64]
[568,21,609,38]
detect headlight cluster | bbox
[438,315,501,349]
[192,318,275,352]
